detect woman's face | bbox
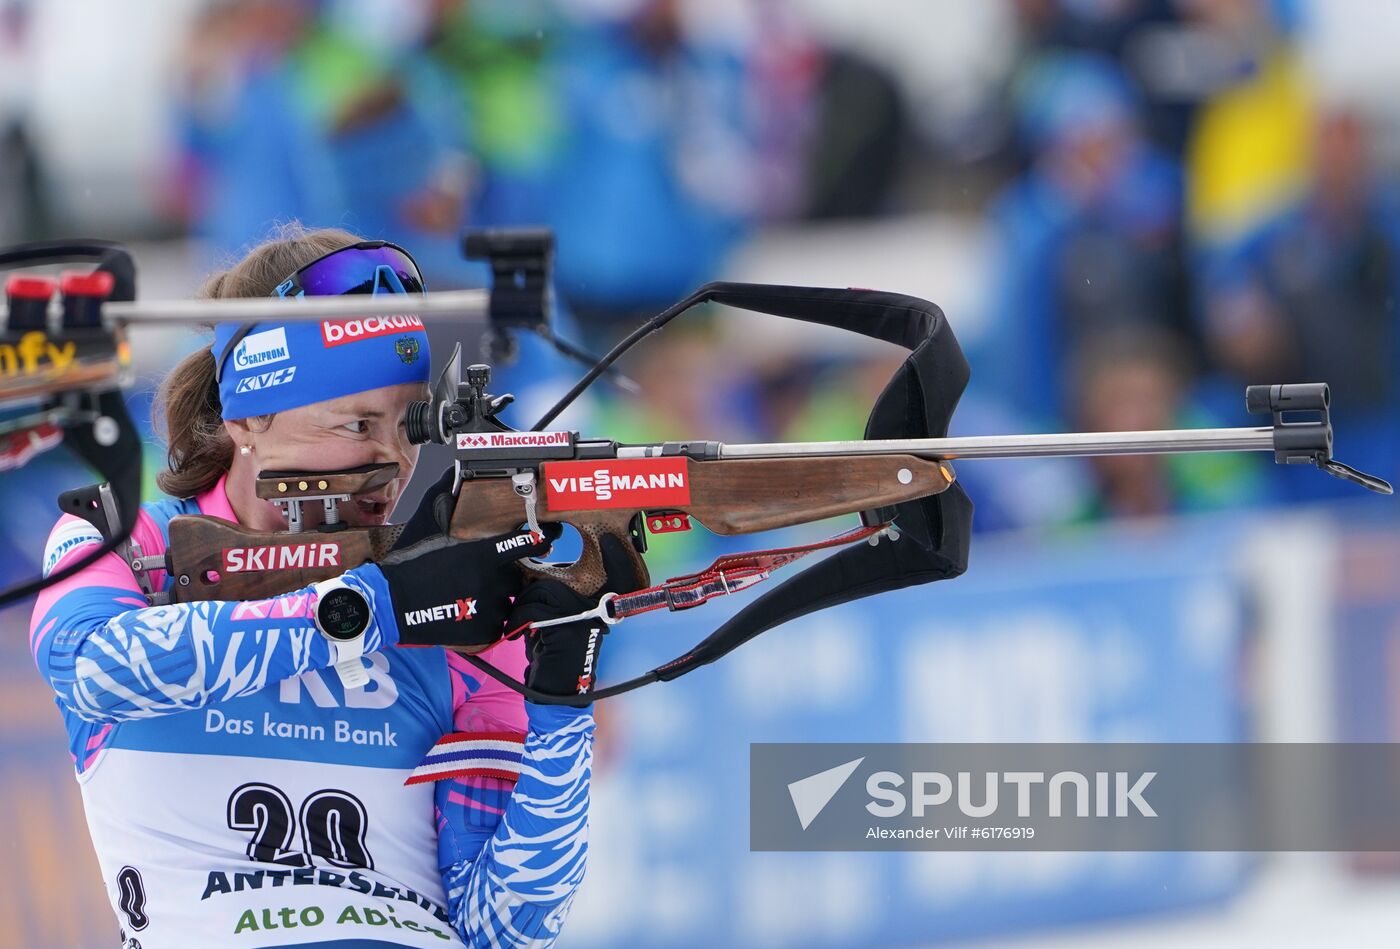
[228,381,426,529]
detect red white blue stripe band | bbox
[405,731,526,786]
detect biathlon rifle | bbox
[0,244,1391,704]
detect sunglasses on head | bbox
[273,240,426,298]
[215,241,427,383]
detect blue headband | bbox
[214,314,431,420]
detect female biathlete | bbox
[28,228,629,948]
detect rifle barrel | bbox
[714,426,1278,461]
[26,289,493,327]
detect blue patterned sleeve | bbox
[435,703,594,947]
[32,562,401,724]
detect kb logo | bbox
[278,653,398,709]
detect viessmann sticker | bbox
[456,430,572,451]
[543,458,690,511]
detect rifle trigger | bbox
[627,512,648,554]
[512,470,542,536]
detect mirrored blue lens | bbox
[293,244,425,296]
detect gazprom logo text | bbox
[232,327,290,370]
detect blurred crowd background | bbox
[5,0,1400,527]
[2,0,1400,947]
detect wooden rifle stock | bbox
[161,454,955,613]
[448,454,956,596]
[165,518,400,602]
[165,464,404,604]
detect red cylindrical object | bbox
[5,275,57,331]
[59,270,115,298]
[6,275,58,300]
[60,269,114,328]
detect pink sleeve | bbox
[446,636,527,733]
[29,512,158,659]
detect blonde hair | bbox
[153,224,364,498]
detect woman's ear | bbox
[224,417,254,454]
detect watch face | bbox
[317,587,370,641]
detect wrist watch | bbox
[313,578,371,689]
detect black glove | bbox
[392,465,459,551]
[378,525,557,647]
[507,534,644,698]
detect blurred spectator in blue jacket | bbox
[1065,325,1264,521]
[979,52,1187,429]
[1013,0,1197,159]
[543,0,756,334]
[292,0,474,283]
[422,0,565,229]
[174,0,334,258]
[1200,107,1400,500]
[176,0,476,282]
